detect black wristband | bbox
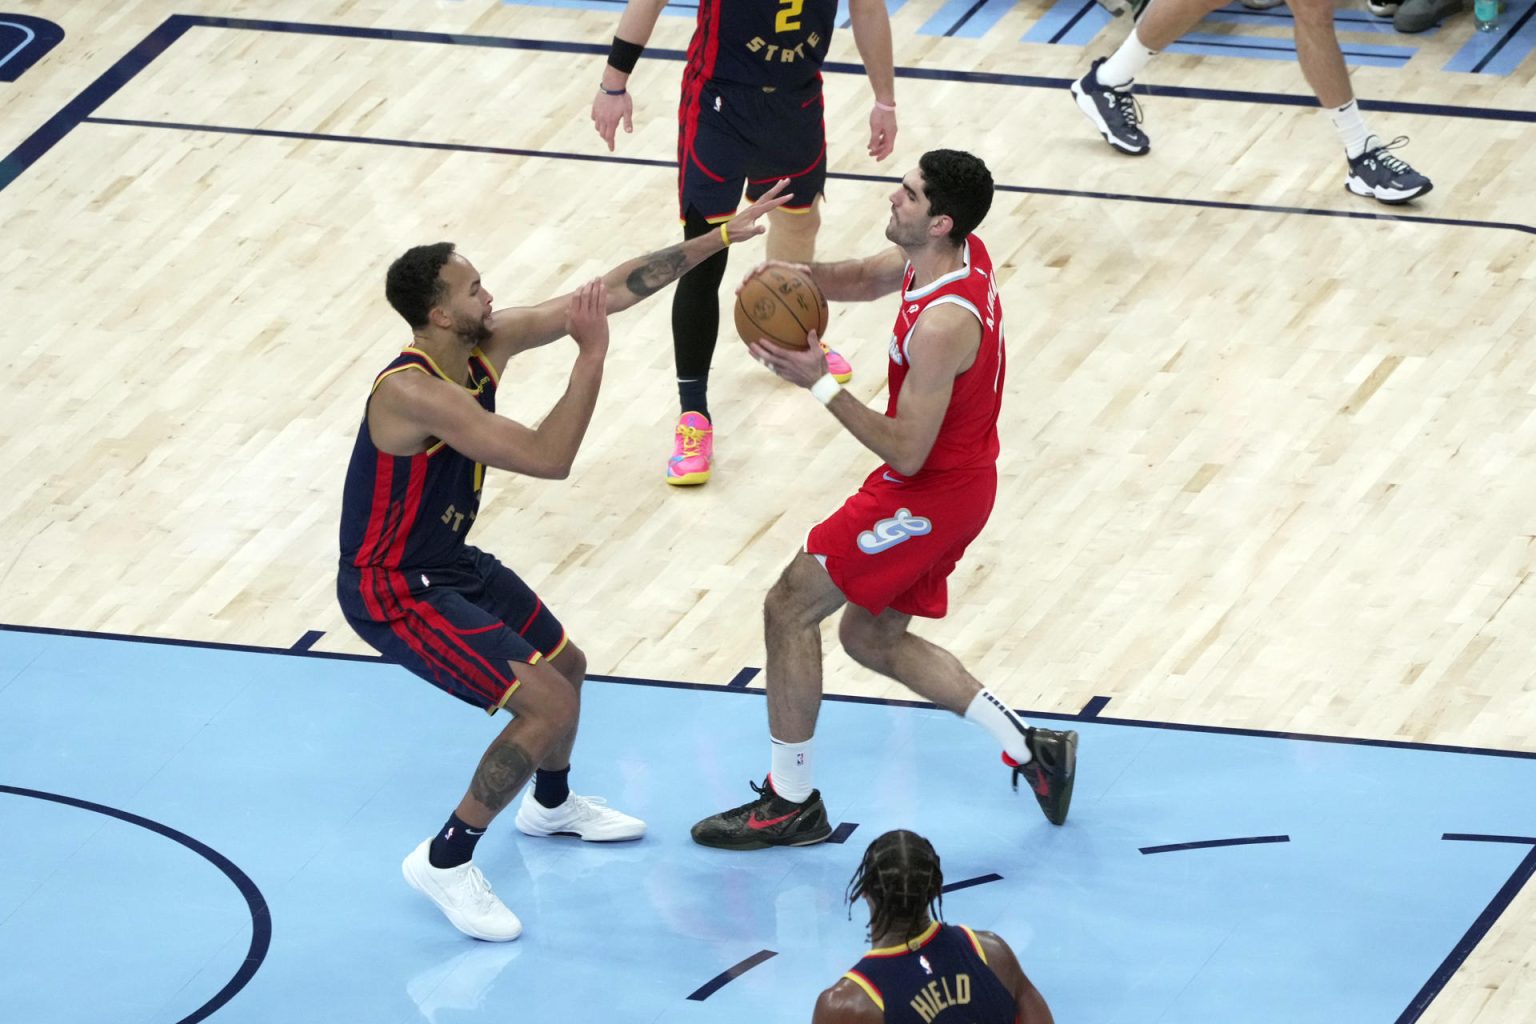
[607,36,644,75]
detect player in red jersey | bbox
[339,185,788,941]
[591,0,896,486]
[815,830,1055,1024]
[691,151,1078,851]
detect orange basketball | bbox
[734,266,828,351]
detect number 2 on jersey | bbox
[776,0,804,33]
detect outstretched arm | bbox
[591,0,670,151]
[482,181,793,370]
[847,0,897,161]
[369,282,612,479]
[739,246,906,306]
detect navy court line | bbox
[77,116,1536,237]
[827,822,861,844]
[1079,695,1111,718]
[1396,839,1536,1024]
[7,12,1536,196]
[686,949,779,1001]
[726,666,761,688]
[1140,834,1290,855]
[291,630,324,652]
[7,620,1536,759]
[1443,833,1536,844]
[0,785,271,1024]
[942,872,1004,893]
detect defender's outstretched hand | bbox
[566,278,610,356]
[722,179,794,245]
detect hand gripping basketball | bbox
[733,264,829,351]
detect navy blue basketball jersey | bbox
[844,923,1017,1024]
[687,0,836,89]
[338,347,496,575]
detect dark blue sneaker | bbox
[1006,727,1078,826]
[1345,136,1432,205]
[1070,58,1150,156]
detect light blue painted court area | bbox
[2,627,1534,1023]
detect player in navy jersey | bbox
[814,830,1054,1024]
[692,151,1077,852]
[591,0,896,487]
[340,183,789,941]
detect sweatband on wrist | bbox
[599,85,626,96]
[810,374,841,405]
[608,36,644,74]
[874,99,896,112]
[719,223,731,246]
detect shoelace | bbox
[1363,135,1414,174]
[1109,88,1142,130]
[675,424,707,457]
[566,794,611,821]
[461,864,499,909]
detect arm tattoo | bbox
[467,737,536,814]
[625,244,690,298]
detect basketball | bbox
[734,266,828,351]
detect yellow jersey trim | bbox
[867,921,941,957]
[471,346,500,388]
[370,361,431,395]
[959,925,988,963]
[843,970,883,1011]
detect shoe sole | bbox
[1344,178,1433,205]
[1070,83,1150,156]
[514,819,647,842]
[1031,731,1078,826]
[666,470,710,486]
[401,854,523,942]
[690,817,833,851]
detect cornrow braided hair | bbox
[846,829,945,947]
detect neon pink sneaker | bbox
[821,342,853,384]
[666,411,713,486]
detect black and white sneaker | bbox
[1070,58,1150,156]
[1345,136,1432,205]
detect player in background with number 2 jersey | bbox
[591,0,897,486]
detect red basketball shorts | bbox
[806,465,998,618]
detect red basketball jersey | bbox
[886,235,1005,477]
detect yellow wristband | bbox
[720,223,731,247]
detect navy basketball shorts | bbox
[677,77,827,222]
[338,546,567,714]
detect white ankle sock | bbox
[964,689,1032,764]
[1330,100,1374,159]
[770,736,815,802]
[1097,28,1158,88]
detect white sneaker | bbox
[513,791,647,841]
[401,839,523,941]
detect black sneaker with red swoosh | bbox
[1006,727,1078,826]
[691,778,832,850]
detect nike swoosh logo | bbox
[747,810,798,830]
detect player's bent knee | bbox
[509,660,580,732]
[551,642,587,692]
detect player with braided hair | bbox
[814,830,1054,1024]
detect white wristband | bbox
[809,373,841,406]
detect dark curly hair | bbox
[918,150,994,244]
[846,829,945,946]
[385,242,457,329]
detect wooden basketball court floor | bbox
[2,2,1534,1022]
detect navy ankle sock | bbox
[679,378,710,424]
[533,767,571,809]
[428,812,485,869]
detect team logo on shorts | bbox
[857,508,931,554]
